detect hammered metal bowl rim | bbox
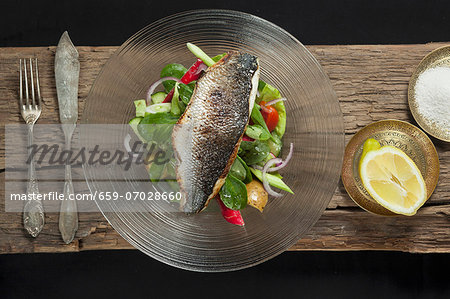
[341,119,440,216]
[408,45,450,142]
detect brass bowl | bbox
[408,45,450,142]
[342,120,440,216]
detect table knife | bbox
[55,31,79,244]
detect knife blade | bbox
[55,31,79,244]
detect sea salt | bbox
[414,66,450,132]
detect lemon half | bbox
[359,139,427,216]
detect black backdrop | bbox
[1,0,450,298]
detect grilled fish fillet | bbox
[172,51,260,214]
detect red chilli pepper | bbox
[216,196,245,226]
[181,58,204,83]
[162,59,205,103]
[162,89,174,103]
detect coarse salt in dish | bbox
[414,66,450,133]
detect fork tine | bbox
[35,58,41,107]
[29,58,36,107]
[23,59,29,107]
[19,59,24,109]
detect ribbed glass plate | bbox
[81,9,344,272]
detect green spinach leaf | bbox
[245,124,271,141]
[178,82,195,105]
[238,140,270,165]
[230,158,247,181]
[251,104,274,141]
[219,174,248,210]
[160,63,187,92]
[148,161,166,182]
[236,155,252,184]
[137,113,178,142]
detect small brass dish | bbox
[408,45,450,142]
[342,120,440,216]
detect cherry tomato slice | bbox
[259,101,279,132]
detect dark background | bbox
[1,0,450,298]
[1,0,450,46]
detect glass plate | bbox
[81,9,344,272]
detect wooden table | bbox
[0,44,449,254]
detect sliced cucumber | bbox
[134,99,146,117]
[129,117,142,128]
[186,43,215,67]
[268,132,282,156]
[145,103,172,114]
[249,167,293,194]
[171,82,181,116]
[129,117,145,143]
[151,91,167,104]
[212,53,226,62]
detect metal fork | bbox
[19,58,45,237]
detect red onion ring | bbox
[253,143,293,173]
[146,76,182,105]
[254,143,294,196]
[262,158,283,197]
[264,98,286,107]
[124,134,139,158]
[269,153,283,167]
[194,63,208,75]
[269,143,293,172]
[251,165,263,171]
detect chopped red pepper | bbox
[216,196,245,226]
[162,59,205,103]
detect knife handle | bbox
[59,163,78,244]
[59,126,78,244]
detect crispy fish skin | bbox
[172,51,260,214]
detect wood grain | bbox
[0,44,449,254]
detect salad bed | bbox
[129,44,293,225]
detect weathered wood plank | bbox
[0,44,449,254]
